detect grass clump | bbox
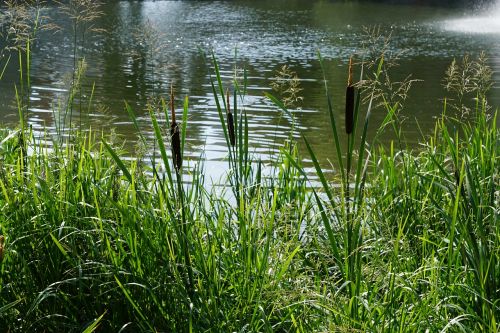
[0,108,314,332]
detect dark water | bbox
[1,0,499,178]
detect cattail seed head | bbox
[226,89,236,147]
[170,85,182,171]
[345,57,355,135]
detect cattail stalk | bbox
[226,89,236,147]
[170,85,182,171]
[170,86,193,296]
[345,57,355,135]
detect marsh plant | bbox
[56,0,104,129]
[57,0,104,60]
[0,0,56,156]
[131,19,171,98]
[356,26,420,113]
[443,51,493,118]
[270,64,303,108]
[0,0,53,52]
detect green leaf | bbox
[276,245,301,281]
[82,311,107,333]
[102,140,132,184]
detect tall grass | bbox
[1,54,497,331]
[0,4,498,330]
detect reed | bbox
[57,0,104,131]
[345,57,355,135]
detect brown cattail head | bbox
[226,89,236,147]
[345,57,355,135]
[170,86,182,171]
[0,235,4,263]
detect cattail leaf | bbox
[124,101,147,147]
[148,106,174,187]
[265,92,293,119]
[317,51,346,184]
[345,57,355,135]
[313,190,344,279]
[209,59,231,152]
[102,140,132,184]
[303,135,336,209]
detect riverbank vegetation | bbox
[0,61,498,332]
[0,1,498,332]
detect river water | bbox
[1,0,499,179]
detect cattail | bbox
[170,85,182,172]
[345,57,355,135]
[0,235,4,263]
[226,89,236,147]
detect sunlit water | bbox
[443,1,500,34]
[0,0,499,180]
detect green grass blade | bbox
[148,106,174,185]
[303,136,335,207]
[82,311,107,333]
[317,51,345,183]
[114,276,153,331]
[102,140,133,184]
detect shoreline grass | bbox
[0,2,498,331]
[0,74,497,331]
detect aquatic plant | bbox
[270,64,303,108]
[170,86,182,171]
[226,89,236,147]
[345,57,355,135]
[443,51,493,119]
[57,0,104,130]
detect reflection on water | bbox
[443,1,500,34]
[0,0,499,176]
